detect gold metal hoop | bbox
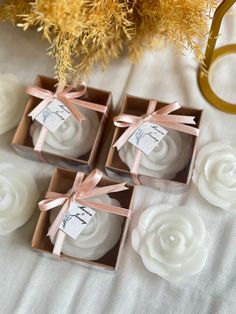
[198,44,236,113]
[197,0,236,114]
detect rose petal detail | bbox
[139,244,169,278]
[0,73,26,134]
[30,106,100,158]
[131,204,209,281]
[119,128,193,179]
[50,194,123,260]
[0,163,39,235]
[193,141,236,212]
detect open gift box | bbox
[31,168,134,272]
[12,75,111,171]
[105,94,203,192]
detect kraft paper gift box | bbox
[105,94,202,192]
[12,75,111,171]
[31,168,134,272]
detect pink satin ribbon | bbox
[39,169,131,256]
[113,100,200,184]
[27,83,108,160]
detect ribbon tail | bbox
[154,102,181,114]
[113,114,141,127]
[63,84,86,98]
[47,200,70,239]
[60,96,85,121]
[147,99,157,113]
[52,230,66,257]
[39,197,68,212]
[79,200,131,218]
[113,122,142,150]
[158,121,200,136]
[130,149,142,185]
[151,115,196,125]
[129,99,156,184]
[73,99,108,115]
[34,126,48,154]
[26,86,54,99]
[77,169,103,195]
[83,183,128,199]
[71,171,85,193]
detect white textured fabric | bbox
[1,13,236,314]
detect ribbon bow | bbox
[113,101,199,150]
[27,83,108,157]
[39,169,130,256]
[112,100,199,184]
[27,83,107,121]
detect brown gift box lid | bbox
[106,94,203,192]
[12,75,112,171]
[31,168,134,272]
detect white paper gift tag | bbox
[59,202,96,240]
[128,122,168,155]
[35,98,71,133]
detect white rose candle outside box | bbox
[0,73,27,135]
[0,163,39,235]
[106,95,202,192]
[31,168,134,272]
[193,141,236,212]
[12,75,111,171]
[132,203,209,282]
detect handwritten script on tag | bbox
[128,122,168,155]
[35,98,71,133]
[59,202,96,240]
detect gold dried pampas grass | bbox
[0,0,217,83]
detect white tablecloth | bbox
[0,14,236,314]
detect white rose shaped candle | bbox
[132,203,209,281]
[193,141,236,212]
[119,129,193,179]
[30,106,100,158]
[50,194,123,260]
[0,73,26,134]
[0,163,39,235]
